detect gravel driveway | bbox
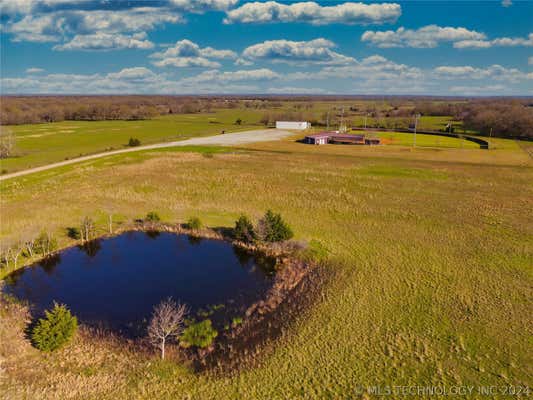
[0,129,294,181]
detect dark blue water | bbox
[3,231,275,336]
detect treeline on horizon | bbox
[1,95,531,140]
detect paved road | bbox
[0,129,293,181]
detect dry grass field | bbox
[1,135,532,399]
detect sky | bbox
[1,0,532,96]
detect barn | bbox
[276,121,311,130]
[303,133,330,145]
[329,134,365,145]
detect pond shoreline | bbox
[1,222,322,372]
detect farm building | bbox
[303,133,330,145]
[303,132,381,146]
[276,121,311,130]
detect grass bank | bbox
[1,140,531,399]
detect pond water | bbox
[2,231,275,337]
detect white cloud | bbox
[53,32,154,51]
[242,38,355,65]
[25,67,44,73]
[449,85,508,95]
[150,39,236,68]
[5,8,182,43]
[224,1,401,25]
[529,56,533,65]
[106,67,158,82]
[362,25,485,48]
[434,65,531,82]
[234,58,254,66]
[501,0,512,7]
[181,68,280,84]
[454,33,533,48]
[286,55,423,82]
[168,0,239,12]
[266,86,328,94]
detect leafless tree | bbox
[0,127,15,159]
[147,298,188,360]
[81,217,95,243]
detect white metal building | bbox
[275,121,311,130]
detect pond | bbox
[2,231,276,337]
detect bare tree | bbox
[147,298,188,360]
[0,127,15,159]
[80,217,95,243]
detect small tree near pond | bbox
[234,215,256,243]
[35,231,57,258]
[31,303,78,351]
[187,217,202,231]
[148,298,188,360]
[145,211,161,223]
[257,210,293,242]
[180,319,218,349]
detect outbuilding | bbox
[303,133,330,145]
[276,121,311,130]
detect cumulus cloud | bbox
[180,68,280,84]
[6,8,182,43]
[150,39,237,68]
[453,33,533,48]
[529,56,533,65]
[501,0,512,7]
[362,25,486,48]
[168,0,239,12]
[26,67,44,73]
[434,65,531,82]
[242,38,355,65]
[53,32,154,51]
[224,1,401,25]
[266,86,329,94]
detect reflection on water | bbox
[3,232,275,337]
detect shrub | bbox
[31,303,78,351]
[128,137,141,147]
[180,319,218,348]
[67,227,81,240]
[257,210,293,242]
[235,118,242,125]
[187,217,202,230]
[234,215,256,243]
[145,211,161,222]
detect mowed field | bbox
[1,109,265,173]
[1,133,532,399]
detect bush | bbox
[235,118,242,125]
[258,210,293,242]
[234,215,256,243]
[128,137,141,147]
[31,303,78,352]
[187,217,202,230]
[145,211,161,222]
[67,227,81,240]
[180,319,218,348]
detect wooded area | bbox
[1,95,531,140]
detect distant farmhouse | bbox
[304,132,381,146]
[276,121,311,130]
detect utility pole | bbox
[326,110,330,130]
[413,113,421,147]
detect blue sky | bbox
[1,0,532,95]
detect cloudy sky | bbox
[1,0,532,95]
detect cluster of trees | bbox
[0,96,243,125]
[234,210,293,244]
[461,101,533,139]
[0,230,57,271]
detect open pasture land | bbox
[1,108,265,173]
[1,137,532,399]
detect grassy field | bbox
[1,109,265,173]
[1,134,531,399]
